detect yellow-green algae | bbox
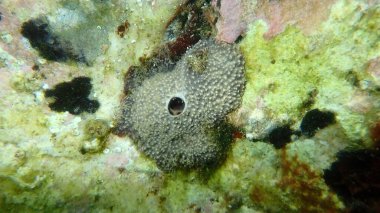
[156,138,345,212]
[240,0,380,144]
[1,0,186,211]
[80,119,111,154]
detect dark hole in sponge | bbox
[45,77,99,115]
[168,97,185,116]
[300,109,335,137]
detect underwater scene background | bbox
[0,0,379,212]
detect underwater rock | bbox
[20,0,119,65]
[115,39,245,171]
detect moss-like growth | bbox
[10,72,41,93]
[83,119,110,140]
[80,119,110,154]
[240,2,380,144]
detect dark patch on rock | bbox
[31,64,40,71]
[234,35,244,43]
[45,77,99,115]
[300,109,335,137]
[345,70,360,87]
[323,149,380,212]
[20,0,119,65]
[268,125,293,149]
[116,20,129,38]
[20,17,86,63]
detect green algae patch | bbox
[241,23,316,121]
[208,140,284,211]
[0,103,49,139]
[156,141,282,212]
[207,140,344,212]
[240,1,380,143]
[106,0,185,74]
[10,72,42,93]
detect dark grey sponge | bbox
[116,39,245,171]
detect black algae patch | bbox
[268,125,293,149]
[323,149,380,212]
[300,109,335,137]
[21,17,85,62]
[45,77,99,115]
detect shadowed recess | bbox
[268,125,293,149]
[323,149,380,212]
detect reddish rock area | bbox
[213,0,337,42]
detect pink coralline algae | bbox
[212,0,248,43]
[212,0,336,42]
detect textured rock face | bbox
[116,39,245,170]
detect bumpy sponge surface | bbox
[117,39,245,171]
